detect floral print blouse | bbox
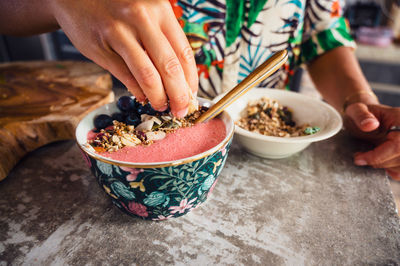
[169,0,356,98]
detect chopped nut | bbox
[121,137,139,147]
[187,90,199,115]
[247,106,258,116]
[136,120,154,131]
[112,135,120,143]
[145,131,166,141]
[161,115,172,121]
[174,120,182,127]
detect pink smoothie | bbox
[89,118,226,163]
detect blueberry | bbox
[117,96,135,112]
[278,109,294,126]
[144,103,157,115]
[94,114,113,129]
[155,111,166,116]
[125,113,141,126]
[200,106,209,112]
[286,121,296,127]
[132,97,141,109]
[111,112,126,122]
[135,102,156,115]
[136,104,146,115]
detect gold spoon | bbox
[195,49,288,124]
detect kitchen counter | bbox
[1,130,400,265]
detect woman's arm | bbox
[308,46,381,132]
[0,0,58,35]
[308,47,377,112]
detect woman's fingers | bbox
[350,105,400,179]
[345,103,380,132]
[131,8,192,117]
[376,156,400,169]
[161,11,199,94]
[354,132,400,168]
[387,168,400,181]
[353,142,396,167]
[96,50,146,102]
[140,32,190,117]
[106,23,169,111]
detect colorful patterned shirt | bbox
[170,0,356,98]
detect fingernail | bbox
[176,107,188,118]
[156,103,168,112]
[354,159,368,166]
[360,118,378,126]
[137,98,147,105]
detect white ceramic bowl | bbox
[214,88,342,159]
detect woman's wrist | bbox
[342,90,380,114]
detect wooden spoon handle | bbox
[195,50,288,123]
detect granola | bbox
[87,107,207,152]
[235,97,320,137]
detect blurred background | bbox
[344,0,400,107]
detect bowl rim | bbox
[75,97,234,168]
[214,88,343,144]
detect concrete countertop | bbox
[1,130,399,265]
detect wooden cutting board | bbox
[0,61,114,181]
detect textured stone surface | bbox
[0,132,399,265]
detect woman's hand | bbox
[344,103,400,180]
[50,0,198,117]
[307,47,400,180]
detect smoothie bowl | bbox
[75,97,234,220]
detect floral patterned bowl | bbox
[75,98,234,220]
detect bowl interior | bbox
[216,88,342,143]
[75,97,234,167]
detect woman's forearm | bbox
[307,46,379,112]
[0,0,59,35]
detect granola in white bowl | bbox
[213,88,342,159]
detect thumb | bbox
[345,103,380,132]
